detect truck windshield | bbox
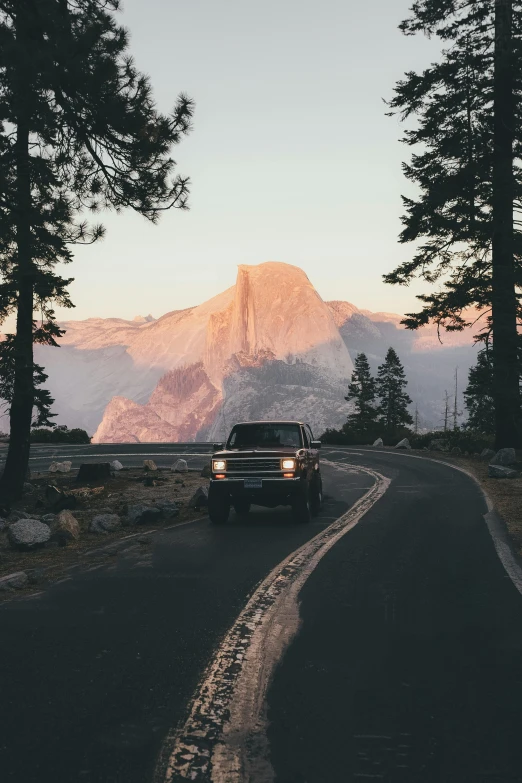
[227,423,302,449]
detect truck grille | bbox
[226,458,282,473]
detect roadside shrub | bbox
[320,425,412,446]
[409,429,494,454]
[30,425,91,444]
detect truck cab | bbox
[208,420,322,524]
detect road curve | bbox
[1,447,522,783]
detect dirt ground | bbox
[420,450,522,557]
[0,466,209,597]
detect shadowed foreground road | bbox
[1,448,522,782]
[268,450,522,783]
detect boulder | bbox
[8,519,51,550]
[49,461,72,473]
[45,485,77,511]
[125,505,162,526]
[0,571,29,591]
[395,438,411,450]
[26,568,47,586]
[450,446,462,455]
[155,500,180,519]
[489,448,517,467]
[77,463,111,483]
[488,465,518,479]
[143,460,158,471]
[90,513,121,534]
[201,462,212,478]
[480,448,495,461]
[372,438,384,447]
[430,439,450,452]
[189,486,209,509]
[172,459,188,473]
[50,510,80,545]
[110,460,124,471]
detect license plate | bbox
[244,478,262,489]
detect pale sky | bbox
[60,0,441,322]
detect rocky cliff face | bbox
[49,262,354,442]
[31,261,482,441]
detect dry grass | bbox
[0,467,209,597]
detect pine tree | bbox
[385,0,522,448]
[463,349,495,434]
[0,0,194,500]
[376,348,413,435]
[344,353,379,434]
[464,338,522,433]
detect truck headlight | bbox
[281,458,296,470]
[212,459,226,471]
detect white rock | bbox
[49,460,72,473]
[90,514,121,534]
[172,458,188,473]
[8,520,51,549]
[0,572,29,591]
[490,448,517,467]
[395,438,411,450]
[372,438,384,447]
[488,465,518,479]
[110,460,124,471]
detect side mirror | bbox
[311,440,321,449]
[212,443,224,451]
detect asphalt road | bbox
[1,446,522,783]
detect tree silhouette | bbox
[345,353,379,434]
[376,348,413,435]
[385,0,522,448]
[0,0,193,500]
[463,350,495,434]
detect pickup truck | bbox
[208,420,322,524]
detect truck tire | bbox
[291,484,312,524]
[311,475,323,516]
[208,494,230,525]
[233,499,251,516]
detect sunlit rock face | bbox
[32,261,483,440]
[41,262,354,442]
[92,364,221,443]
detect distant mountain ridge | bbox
[26,261,480,440]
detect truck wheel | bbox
[233,500,251,516]
[291,485,312,524]
[311,476,323,516]
[208,495,230,525]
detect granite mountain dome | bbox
[32,261,481,440]
[36,262,355,441]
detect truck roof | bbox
[232,420,305,427]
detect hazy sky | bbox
[63,0,441,322]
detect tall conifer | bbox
[385,0,522,447]
[376,348,413,434]
[0,0,193,500]
[463,350,495,434]
[345,353,379,434]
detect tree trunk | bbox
[0,7,34,502]
[491,0,521,448]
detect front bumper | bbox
[210,476,302,503]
